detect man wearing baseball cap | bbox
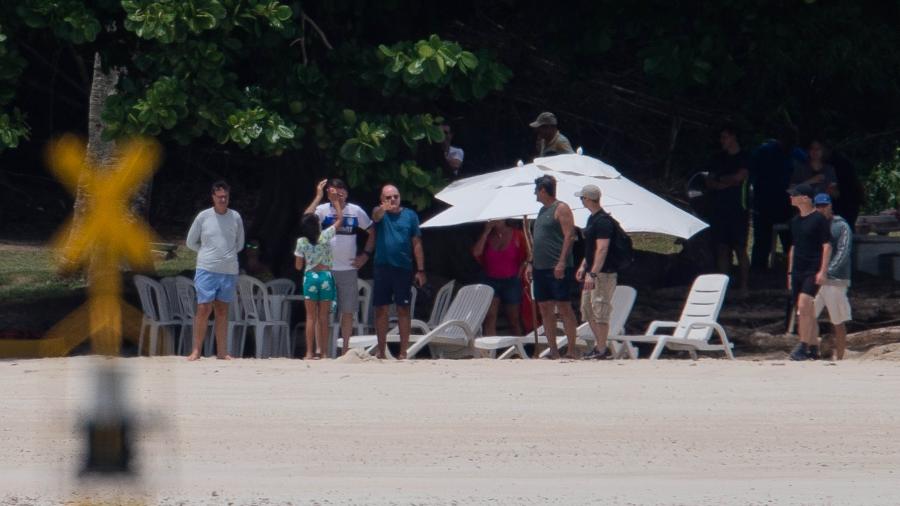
[812,193,853,360]
[529,111,574,159]
[574,184,618,359]
[786,183,832,360]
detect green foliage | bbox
[864,148,900,213]
[0,24,27,150]
[15,0,102,43]
[0,2,509,208]
[375,35,510,101]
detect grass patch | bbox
[0,243,197,303]
[631,233,684,255]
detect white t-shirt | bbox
[186,207,245,274]
[314,202,372,271]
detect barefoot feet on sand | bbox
[187,350,201,361]
[216,354,233,360]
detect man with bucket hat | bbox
[530,112,574,158]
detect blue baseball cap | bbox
[814,193,832,206]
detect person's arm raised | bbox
[303,179,327,215]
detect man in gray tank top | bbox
[525,175,579,359]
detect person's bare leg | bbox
[538,301,559,359]
[317,301,331,358]
[833,322,847,360]
[340,312,353,356]
[304,300,317,359]
[589,321,609,353]
[397,305,411,359]
[505,303,523,336]
[212,300,232,359]
[483,298,500,336]
[797,294,817,346]
[188,303,212,360]
[557,302,580,359]
[374,305,389,359]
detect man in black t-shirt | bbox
[705,125,750,293]
[786,183,832,361]
[574,184,617,359]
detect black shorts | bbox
[710,212,749,249]
[482,275,522,305]
[532,268,574,302]
[373,265,413,307]
[791,273,820,304]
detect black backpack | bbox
[600,211,634,272]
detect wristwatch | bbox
[588,272,598,278]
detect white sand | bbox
[1,356,899,505]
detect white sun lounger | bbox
[609,274,734,360]
[474,285,637,359]
[346,283,494,359]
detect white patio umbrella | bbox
[423,153,707,239]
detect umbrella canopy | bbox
[423,153,708,239]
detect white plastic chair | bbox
[238,275,290,358]
[407,280,455,334]
[134,275,182,356]
[265,278,296,296]
[347,284,494,359]
[475,285,638,359]
[160,277,184,323]
[610,274,734,360]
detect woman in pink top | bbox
[471,219,527,336]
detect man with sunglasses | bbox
[371,184,426,359]
[526,175,578,360]
[812,193,852,360]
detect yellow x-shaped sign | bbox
[49,135,161,273]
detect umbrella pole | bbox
[522,216,540,357]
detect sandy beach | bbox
[2,355,899,505]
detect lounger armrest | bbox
[425,319,475,341]
[685,321,729,342]
[387,319,431,336]
[645,321,678,335]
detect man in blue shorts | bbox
[186,181,245,360]
[371,184,426,359]
[526,175,578,360]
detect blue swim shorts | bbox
[194,269,237,304]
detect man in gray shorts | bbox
[305,178,374,355]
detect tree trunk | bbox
[71,53,152,224]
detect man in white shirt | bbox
[441,124,464,178]
[186,181,245,361]
[304,178,375,355]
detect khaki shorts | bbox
[580,272,617,324]
[814,283,851,325]
[332,269,359,314]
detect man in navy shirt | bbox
[786,184,832,361]
[371,184,426,359]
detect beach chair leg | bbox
[649,337,668,360]
[516,343,529,359]
[497,346,517,360]
[688,349,698,360]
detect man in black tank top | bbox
[786,184,832,361]
[526,175,578,359]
